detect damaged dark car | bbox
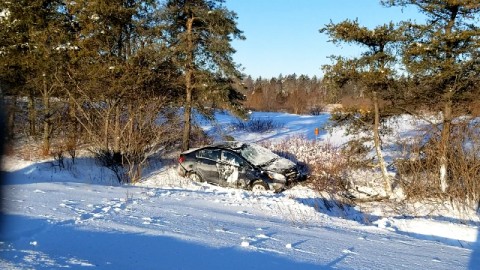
[177,141,305,192]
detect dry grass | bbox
[261,136,351,194]
[395,119,480,206]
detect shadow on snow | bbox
[468,214,480,270]
[0,214,340,270]
[295,195,480,260]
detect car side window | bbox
[221,150,243,166]
[197,149,220,161]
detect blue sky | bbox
[225,0,424,79]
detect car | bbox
[177,141,305,192]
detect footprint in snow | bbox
[76,213,93,222]
[239,237,285,255]
[255,233,280,242]
[142,217,153,224]
[59,201,81,211]
[62,199,77,204]
[215,228,238,235]
[136,215,167,226]
[147,191,157,197]
[342,247,358,255]
[91,206,105,214]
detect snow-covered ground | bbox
[1,111,479,269]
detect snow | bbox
[1,111,480,269]
[0,9,10,21]
[198,111,336,143]
[238,142,282,167]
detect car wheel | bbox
[251,181,268,192]
[188,172,203,182]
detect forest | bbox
[1,0,480,204]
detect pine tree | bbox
[0,0,73,153]
[382,0,480,192]
[321,20,403,196]
[62,0,182,182]
[161,0,245,150]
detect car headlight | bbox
[266,171,286,182]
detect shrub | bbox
[190,125,213,148]
[340,137,373,169]
[231,117,284,133]
[309,105,325,115]
[395,119,480,205]
[94,149,125,183]
[261,136,351,194]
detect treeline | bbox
[0,0,245,182]
[240,74,327,114]
[240,74,388,114]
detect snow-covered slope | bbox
[1,111,479,269]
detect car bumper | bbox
[269,182,286,192]
[177,165,187,177]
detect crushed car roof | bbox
[207,141,246,150]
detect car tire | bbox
[188,172,203,183]
[251,180,268,192]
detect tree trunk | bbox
[104,108,111,150]
[67,95,77,158]
[114,104,121,154]
[182,70,193,151]
[28,90,36,137]
[182,17,195,151]
[7,96,16,140]
[42,93,51,155]
[128,103,134,144]
[439,95,452,193]
[437,8,456,194]
[373,91,392,196]
[42,76,52,156]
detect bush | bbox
[190,125,213,148]
[94,149,126,183]
[340,137,374,169]
[395,119,480,205]
[309,105,325,115]
[261,136,351,194]
[231,117,284,133]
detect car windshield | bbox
[239,143,280,167]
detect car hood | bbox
[260,157,296,173]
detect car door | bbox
[218,150,251,188]
[195,149,221,184]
